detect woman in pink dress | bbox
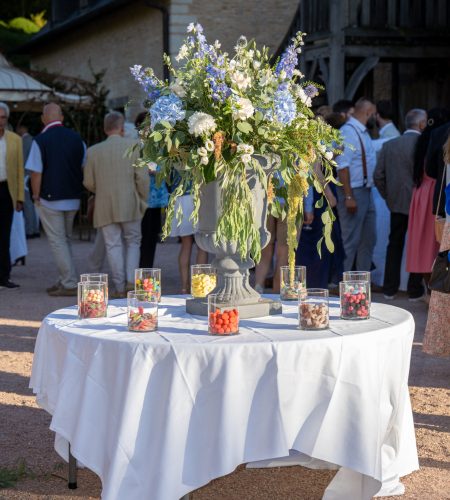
[406,110,449,289]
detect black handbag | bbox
[429,250,450,294]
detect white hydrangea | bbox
[170,79,186,97]
[188,112,217,137]
[230,71,251,91]
[232,97,254,121]
[205,140,215,152]
[197,147,208,157]
[259,70,275,87]
[237,143,254,155]
[241,154,252,164]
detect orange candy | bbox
[209,308,239,335]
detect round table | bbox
[30,296,418,500]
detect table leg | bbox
[68,443,77,489]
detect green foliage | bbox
[0,460,31,488]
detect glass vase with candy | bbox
[127,291,158,332]
[208,294,239,335]
[135,268,161,302]
[78,282,108,319]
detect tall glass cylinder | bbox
[280,265,306,301]
[127,291,158,332]
[135,268,161,302]
[298,288,329,330]
[208,294,239,335]
[340,280,371,320]
[191,264,216,298]
[78,281,108,319]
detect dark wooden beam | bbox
[346,45,450,58]
[344,56,380,100]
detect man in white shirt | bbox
[336,97,377,273]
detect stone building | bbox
[17,0,298,120]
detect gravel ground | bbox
[0,235,448,499]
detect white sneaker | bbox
[383,294,396,300]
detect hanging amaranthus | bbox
[287,174,309,285]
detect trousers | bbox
[0,182,14,282]
[383,212,424,298]
[39,204,78,289]
[336,187,377,273]
[101,220,141,293]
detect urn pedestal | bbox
[186,157,282,319]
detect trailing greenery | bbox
[0,460,31,488]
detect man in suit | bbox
[83,111,149,296]
[27,103,85,296]
[0,102,24,288]
[374,108,427,300]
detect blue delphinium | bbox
[130,64,161,101]
[206,64,231,102]
[149,94,186,129]
[273,88,297,125]
[275,43,298,80]
[304,84,319,97]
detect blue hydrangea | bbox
[304,84,318,97]
[149,94,186,129]
[274,89,297,125]
[275,43,298,80]
[130,65,161,102]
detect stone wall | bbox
[29,0,299,121]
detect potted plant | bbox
[131,24,339,317]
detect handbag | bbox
[434,167,446,243]
[429,250,450,293]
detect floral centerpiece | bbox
[131,23,339,278]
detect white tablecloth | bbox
[30,296,418,500]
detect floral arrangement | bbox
[131,23,340,271]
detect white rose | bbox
[188,112,217,137]
[237,143,254,155]
[253,61,261,70]
[230,71,251,91]
[170,79,186,97]
[232,97,254,121]
[200,156,209,165]
[197,147,208,157]
[205,140,215,151]
[241,154,252,164]
[324,151,334,161]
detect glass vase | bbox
[340,281,371,320]
[78,281,108,319]
[127,291,158,332]
[135,268,161,302]
[299,288,329,330]
[191,264,216,298]
[208,294,239,335]
[280,265,306,301]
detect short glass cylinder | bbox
[340,281,370,320]
[208,294,239,335]
[343,271,371,283]
[280,265,306,301]
[127,291,158,332]
[78,282,108,319]
[135,268,161,302]
[80,273,108,300]
[298,288,329,330]
[191,264,216,298]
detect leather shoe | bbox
[46,283,60,293]
[48,286,77,297]
[0,280,20,289]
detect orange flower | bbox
[213,131,225,160]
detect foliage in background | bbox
[0,459,31,488]
[0,11,46,34]
[131,24,340,271]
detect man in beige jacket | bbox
[83,112,149,295]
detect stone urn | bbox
[186,155,282,318]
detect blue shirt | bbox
[336,116,377,188]
[148,175,169,208]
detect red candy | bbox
[209,308,239,335]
